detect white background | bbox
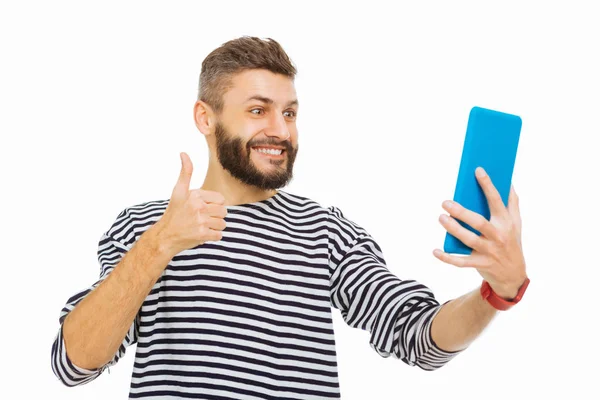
[1,1,598,399]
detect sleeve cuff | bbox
[51,325,105,386]
[415,305,465,370]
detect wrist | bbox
[481,277,530,311]
[493,275,529,300]
[148,220,181,258]
[494,286,519,301]
[148,221,181,258]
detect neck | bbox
[201,157,278,206]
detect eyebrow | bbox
[245,95,299,108]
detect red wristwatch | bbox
[480,277,530,311]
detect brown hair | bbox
[197,36,297,114]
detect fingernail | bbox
[433,249,442,257]
[476,167,486,178]
[443,200,454,209]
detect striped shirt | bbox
[51,189,462,399]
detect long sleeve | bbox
[327,206,463,370]
[51,208,139,386]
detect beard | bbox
[214,121,298,190]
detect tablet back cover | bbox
[443,106,522,255]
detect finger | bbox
[206,217,227,231]
[438,214,488,253]
[204,229,224,242]
[432,249,489,269]
[432,249,474,268]
[204,203,228,218]
[191,189,225,205]
[475,167,508,218]
[442,200,499,241]
[508,184,520,217]
[174,152,193,195]
[508,185,522,232]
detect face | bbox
[211,69,299,190]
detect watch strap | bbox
[481,277,530,311]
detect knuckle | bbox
[474,220,488,234]
[197,214,208,226]
[465,235,480,249]
[506,222,519,237]
[514,217,522,229]
[190,189,203,201]
[194,189,207,199]
[196,200,207,212]
[451,208,463,221]
[507,220,516,231]
[212,219,224,231]
[213,205,227,218]
[496,232,509,245]
[490,247,503,263]
[461,237,474,249]
[446,214,457,225]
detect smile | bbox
[251,147,286,158]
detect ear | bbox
[193,100,214,136]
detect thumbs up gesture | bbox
[154,152,227,254]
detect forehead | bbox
[222,69,297,109]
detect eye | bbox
[250,108,264,115]
[283,110,297,119]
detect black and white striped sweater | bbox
[51,189,461,399]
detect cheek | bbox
[241,120,269,141]
[289,129,299,145]
[288,123,299,136]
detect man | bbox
[51,36,529,399]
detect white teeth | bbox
[255,148,282,155]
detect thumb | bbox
[174,152,193,196]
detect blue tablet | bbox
[443,106,522,255]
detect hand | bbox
[433,167,527,299]
[154,152,227,254]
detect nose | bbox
[265,113,290,141]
